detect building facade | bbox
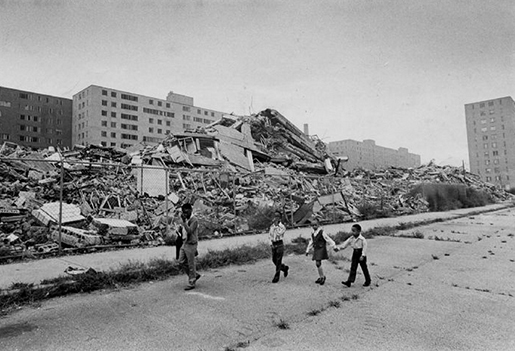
[72,85,227,149]
[327,139,421,170]
[465,96,515,189]
[0,86,72,149]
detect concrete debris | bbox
[0,109,513,260]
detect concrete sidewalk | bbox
[1,202,512,290]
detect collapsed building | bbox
[0,109,512,260]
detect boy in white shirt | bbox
[336,223,371,287]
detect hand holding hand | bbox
[305,252,309,256]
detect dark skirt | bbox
[312,246,328,261]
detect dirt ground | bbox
[1,207,514,351]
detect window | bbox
[111,102,117,108]
[166,103,170,108]
[102,110,107,116]
[493,159,499,165]
[149,127,154,133]
[486,168,491,173]
[102,100,107,106]
[490,126,496,131]
[492,142,497,148]
[182,106,190,112]
[495,176,501,181]
[121,94,138,102]
[101,131,107,137]
[121,113,138,121]
[101,141,107,146]
[485,160,490,165]
[102,90,107,96]
[158,101,162,107]
[488,101,494,106]
[481,127,487,132]
[101,121,107,127]
[149,99,154,105]
[111,132,116,138]
[197,109,201,114]
[480,102,485,108]
[110,142,116,147]
[204,111,208,115]
[19,125,26,131]
[489,110,494,115]
[490,118,495,123]
[211,112,214,117]
[166,121,170,126]
[482,135,488,141]
[167,112,174,118]
[486,176,491,181]
[111,122,116,128]
[157,119,162,125]
[183,123,191,129]
[493,150,499,156]
[149,118,154,124]
[483,143,488,149]
[121,103,138,111]
[183,115,191,121]
[111,112,116,118]
[158,129,162,134]
[480,119,486,124]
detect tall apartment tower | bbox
[72,85,227,149]
[327,139,421,170]
[0,86,72,149]
[465,96,515,189]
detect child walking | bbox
[305,220,337,285]
[337,223,371,287]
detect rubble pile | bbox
[0,109,512,260]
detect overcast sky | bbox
[1,0,514,167]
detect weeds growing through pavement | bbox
[275,319,290,330]
[307,309,322,316]
[328,300,341,308]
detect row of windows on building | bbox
[477,141,507,149]
[18,92,65,106]
[478,167,509,175]
[19,114,62,125]
[472,117,504,125]
[99,89,216,117]
[18,124,63,134]
[473,125,505,133]
[470,99,503,109]
[485,175,508,182]
[2,103,65,114]
[15,135,62,144]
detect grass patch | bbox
[328,300,341,308]
[275,319,290,330]
[307,308,322,316]
[398,230,424,239]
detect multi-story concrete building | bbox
[0,86,72,149]
[72,85,227,148]
[327,139,421,170]
[465,96,515,189]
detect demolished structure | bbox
[0,109,512,260]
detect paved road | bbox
[1,203,511,290]
[1,203,514,351]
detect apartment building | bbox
[72,85,227,148]
[465,96,515,189]
[327,139,421,170]
[0,86,72,149]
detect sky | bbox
[1,0,514,168]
